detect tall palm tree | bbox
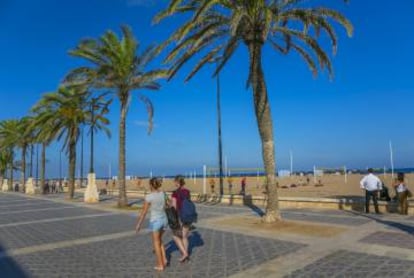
[155,0,353,222]
[32,86,90,199]
[17,116,34,190]
[66,25,166,207]
[30,113,55,193]
[0,148,12,189]
[0,119,20,191]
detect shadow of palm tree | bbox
[0,243,30,277]
[243,194,265,216]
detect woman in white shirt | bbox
[394,173,408,215]
[135,177,168,271]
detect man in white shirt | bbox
[360,168,382,214]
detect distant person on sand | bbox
[240,177,246,195]
[393,172,409,215]
[227,176,233,194]
[111,179,116,195]
[360,168,382,214]
[135,177,168,271]
[209,178,215,195]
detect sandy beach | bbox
[95,173,414,200]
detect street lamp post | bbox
[89,101,95,174]
[36,144,39,186]
[216,63,224,196]
[59,150,62,185]
[80,127,84,187]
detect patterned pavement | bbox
[0,192,413,277]
[286,250,414,278]
[0,193,305,277]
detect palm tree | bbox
[66,25,166,207]
[30,113,55,194]
[32,86,90,199]
[155,0,353,222]
[0,119,20,191]
[0,148,12,189]
[17,116,35,190]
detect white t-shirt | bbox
[145,192,167,222]
[395,183,407,193]
[360,173,382,191]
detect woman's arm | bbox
[135,201,150,233]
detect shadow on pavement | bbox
[165,231,204,262]
[243,194,265,217]
[348,211,414,235]
[0,243,30,277]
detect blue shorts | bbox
[148,218,168,232]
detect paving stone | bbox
[286,250,414,278]
[0,207,111,225]
[0,214,135,250]
[1,227,304,278]
[359,231,414,249]
[281,212,371,226]
[0,201,74,213]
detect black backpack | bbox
[164,193,180,230]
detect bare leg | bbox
[160,230,167,267]
[182,226,190,256]
[173,235,188,258]
[152,232,164,269]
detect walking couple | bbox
[135,175,194,272]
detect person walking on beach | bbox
[360,168,382,214]
[227,176,233,194]
[171,175,192,263]
[111,179,116,195]
[209,178,215,195]
[393,173,409,215]
[135,177,168,271]
[240,177,246,195]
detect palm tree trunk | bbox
[9,150,14,191]
[248,42,281,223]
[29,144,34,177]
[118,102,128,207]
[68,140,76,199]
[21,145,27,190]
[41,143,46,193]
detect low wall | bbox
[120,190,413,215]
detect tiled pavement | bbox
[0,192,413,277]
[286,250,414,277]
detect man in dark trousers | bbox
[360,168,382,214]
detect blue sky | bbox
[1,0,414,178]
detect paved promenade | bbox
[0,192,413,277]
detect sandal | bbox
[179,256,190,263]
[154,266,164,271]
